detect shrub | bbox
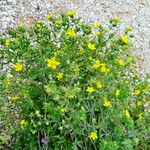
[0,10,150,150]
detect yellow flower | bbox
[14,63,23,72]
[86,87,95,93]
[44,86,53,93]
[11,96,19,101]
[115,89,120,97]
[135,89,141,95]
[127,57,133,62]
[113,17,121,23]
[137,102,142,106]
[57,72,63,80]
[88,132,98,140]
[138,113,143,119]
[20,119,28,125]
[118,59,125,66]
[35,110,40,115]
[36,22,42,28]
[67,10,77,16]
[47,57,60,69]
[23,93,27,99]
[100,66,110,73]
[46,13,54,19]
[4,77,11,86]
[5,39,11,46]
[73,68,80,72]
[92,60,101,68]
[66,28,76,37]
[103,28,109,32]
[103,101,111,107]
[79,49,84,55]
[87,43,96,50]
[35,110,40,117]
[93,32,100,37]
[96,81,103,89]
[125,27,134,32]
[65,92,76,99]
[55,20,62,25]
[120,35,129,43]
[93,23,102,28]
[103,97,107,101]
[60,108,65,113]
[125,109,130,118]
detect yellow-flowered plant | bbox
[138,113,143,119]
[4,77,11,86]
[73,67,80,72]
[47,57,60,69]
[100,65,110,73]
[137,101,142,106]
[113,17,121,23]
[92,60,101,68]
[65,91,76,99]
[35,110,40,115]
[125,109,130,118]
[67,10,77,16]
[13,63,23,71]
[78,49,84,55]
[1,11,149,150]
[66,28,76,37]
[5,39,11,46]
[11,96,19,101]
[103,100,111,107]
[20,120,28,125]
[60,108,65,113]
[135,89,141,95]
[55,20,63,25]
[125,27,134,32]
[88,132,98,140]
[93,23,102,28]
[56,72,63,80]
[46,13,54,19]
[115,89,120,97]
[96,81,103,89]
[45,86,53,94]
[86,87,95,93]
[93,31,100,37]
[87,43,96,50]
[118,59,125,66]
[120,35,129,43]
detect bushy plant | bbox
[0,10,150,150]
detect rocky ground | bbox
[0,0,150,75]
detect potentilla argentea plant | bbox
[0,10,150,150]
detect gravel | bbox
[0,0,150,75]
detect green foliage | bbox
[0,10,150,150]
